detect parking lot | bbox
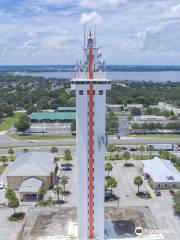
[0,151,180,240]
[105,160,180,240]
[30,123,71,135]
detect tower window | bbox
[79,90,83,95]
[87,90,95,95]
[99,90,103,95]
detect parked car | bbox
[61,163,73,168]
[62,167,72,171]
[169,189,176,197]
[155,190,161,196]
[0,181,5,189]
[130,147,137,152]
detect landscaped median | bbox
[11,133,75,140]
[131,134,180,138]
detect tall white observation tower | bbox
[71,31,111,240]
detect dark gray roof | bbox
[7,152,55,177]
[19,177,42,193]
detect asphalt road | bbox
[0,135,180,149]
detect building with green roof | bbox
[31,112,76,122]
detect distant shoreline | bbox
[13,70,180,82]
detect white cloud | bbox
[80,0,128,8]
[80,11,103,25]
[0,0,180,64]
[43,35,69,49]
[164,3,180,19]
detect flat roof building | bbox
[134,115,167,124]
[58,107,76,112]
[143,157,180,189]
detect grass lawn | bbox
[0,112,25,131]
[131,134,180,138]
[11,133,75,140]
[0,165,6,175]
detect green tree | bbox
[1,156,8,166]
[106,110,118,135]
[134,176,143,193]
[5,188,19,213]
[60,176,68,193]
[130,107,141,116]
[51,146,58,153]
[5,188,15,200]
[15,115,30,133]
[147,145,154,158]
[64,149,72,163]
[105,162,113,177]
[71,120,76,133]
[8,195,19,213]
[122,151,131,165]
[158,150,170,160]
[173,191,180,214]
[23,148,29,153]
[53,185,63,203]
[8,147,14,161]
[131,123,140,133]
[105,177,117,193]
[139,145,145,159]
[38,186,46,200]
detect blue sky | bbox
[0,0,180,65]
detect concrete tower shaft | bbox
[71,31,111,240]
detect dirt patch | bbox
[18,206,157,240]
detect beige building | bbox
[7,152,57,201]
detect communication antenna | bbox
[94,28,96,47]
[84,24,86,48]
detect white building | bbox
[134,115,167,124]
[71,32,111,239]
[158,102,180,116]
[143,157,180,189]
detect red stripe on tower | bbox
[88,30,94,239]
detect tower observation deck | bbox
[71,31,111,240]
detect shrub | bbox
[51,146,58,153]
[8,212,25,221]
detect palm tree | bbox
[53,185,63,203]
[60,176,68,194]
[147,145,154,158]
[122,151,131,165]
[107,144,116,159]
[38,186,46,200]
[139,145,145,159]
[64,149,72,163]
[134,176,143,194]
[105,162,113,177]
[116,146,121,158]
[8,147,14,161]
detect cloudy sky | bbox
[0,0,180,65]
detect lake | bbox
[16,71,180,82]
